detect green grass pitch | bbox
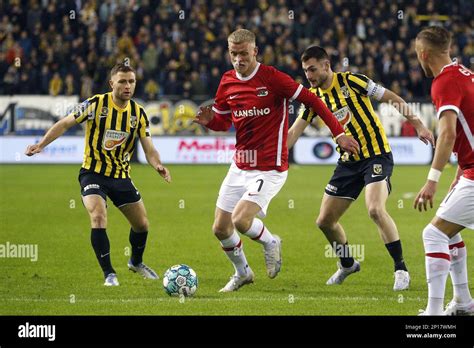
[0,163,471,315]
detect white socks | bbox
[220,232,250,277]
[243,218,275,247]
[449,233,472,304]
[423,224,451,315]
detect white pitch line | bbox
[0,296,424,303]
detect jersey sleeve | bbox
[69,96,98,124]
[346,73,370,96]
[211,76,231,116]
[432,76,462,119]
[270,68,303,101]
[297,89,318,123]
[138,107,151,137]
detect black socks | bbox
[385,240,408,272]
[91,228,115,277]
[129,229,148,266]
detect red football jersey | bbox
[208,63,344,171]
[432,62,474,179]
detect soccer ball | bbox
[163,264,198,297]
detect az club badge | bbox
[256,87,268,97]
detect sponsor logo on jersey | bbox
[103,130,129,150]
[256,87,268,97]
[83,184,100,192]
[373,164,383,175]
[333,106,352,128]
[233,107,271,118]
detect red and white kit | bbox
[207,63,344,215]
[432,62,474,228]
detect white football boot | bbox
[326,260,360,285]
[104,273,119,286]
[219,269,255,292]
[444,299,474,316]
[128,260,159,279]
[393,270,410,291]
[264,235,282,279]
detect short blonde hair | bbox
[417,26,451,51]
[228,29,256,44]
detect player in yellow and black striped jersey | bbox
[298,71,391,162]
[71,91,150,179]
[25,63,171,286]
[288,46,434,291]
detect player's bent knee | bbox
[316,215,335,231]
[133,218,149,233]
[212,222,232,239]
[90,214,107,228]
[231,214,251,234]
[367,206,384,222]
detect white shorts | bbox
[436,176,474,229]
[216,162,288,218]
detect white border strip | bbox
[289,84,303,101]
[457,110,474,150]
[276,98,287,166]
[211,106,231,115]
[436,104,460,119]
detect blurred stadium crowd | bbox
[1,0,473,101]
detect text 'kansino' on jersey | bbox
[212,63,304,171]
[70,92,150,178]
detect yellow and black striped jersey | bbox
[70,92,150,178]
[298,72,391,162]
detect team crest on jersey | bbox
[130,115,137,128]
[373,164,383,175]
[333,106,352,128]
[341,86,350,98]
[256,87,268,97]
[103,130,129,150]
[99,107,109,118]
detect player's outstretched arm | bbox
[139,137,171,183]
[288,118,308,149]
[25,114,77,156]
[380,89,435,147]
[414,111,457,211]
[193,105,232,132]
[297,88,360,155]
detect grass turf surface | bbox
[0,163,471,315]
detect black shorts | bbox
[78,168,141,207]
[325,153,394,200]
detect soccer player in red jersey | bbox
[194,29,359,292]
[414,26,474,315]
